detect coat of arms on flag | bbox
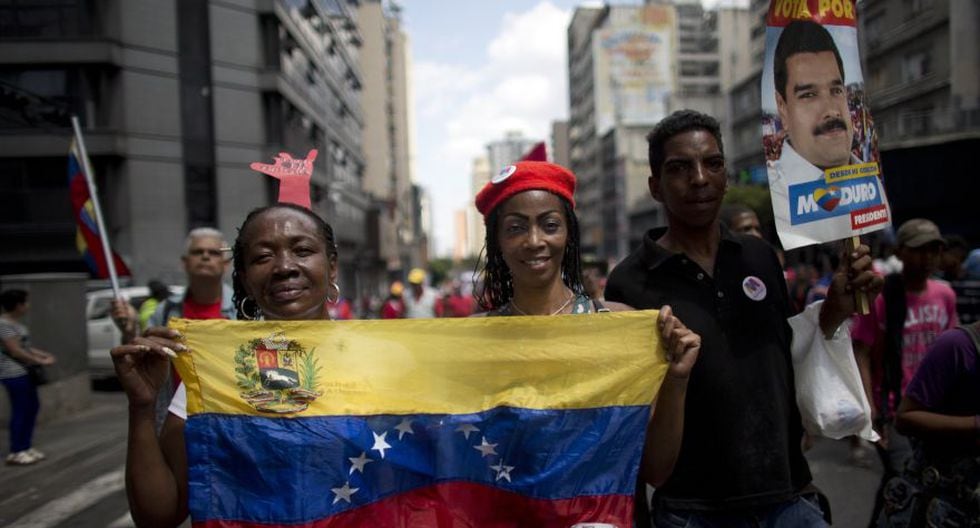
[172,314,667,527]
[235,331,321,413]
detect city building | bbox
[485,130,538,175]
[860,0,980,242]
[452,209,468,263]
[551,120,571,169]
[724,0,769,183]
[357,0,424,291]
[0,0,371,293]
[662,0,722,116]
[568,4,677,261]
[467,155,491,259]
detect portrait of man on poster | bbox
[773,19,860,179]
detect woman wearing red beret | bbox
[473,160,701,516]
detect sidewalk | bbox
[0,389,129,526]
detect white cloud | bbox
[413,1,572,256]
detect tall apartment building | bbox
[569,4,677,261]
[357,0,422,287]
[725,0,769,182]
[567,6,606,257]
[485,130,538,175]
[467,155,490,259]
[0,0,371,293]
[551,120,571,169]
[860,0,980,240]
[664,0,721,116]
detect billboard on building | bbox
[593,5,676,136]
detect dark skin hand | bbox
[819,242,883,338]
[110,326,190,526]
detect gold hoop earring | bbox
[327,282,341,304]
[238,297,261,320]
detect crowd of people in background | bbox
[3,108,978,527]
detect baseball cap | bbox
[407,268,426,285]
[896,218,944,248]
[475,161,576,217]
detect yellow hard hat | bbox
[407,268,426,285]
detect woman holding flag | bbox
[110,202,341,526]
[473,161,701,508]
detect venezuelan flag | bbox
[68,140,130,278]
[171,312,667,527]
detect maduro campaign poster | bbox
[761,0,891,250]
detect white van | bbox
[86,285,184,379]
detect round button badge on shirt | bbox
[742,276,767,301]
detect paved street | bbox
[2,386,884,527]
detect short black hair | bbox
[232,203,338,319]
[147,280,170,300]
[647,110,724,178]
[720,203,756,228]
[774,20,844,100]
[0,289,28,313]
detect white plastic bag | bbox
[789,301,879,441]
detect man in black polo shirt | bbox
[606,110,881,526]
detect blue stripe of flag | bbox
[186,404,649,524]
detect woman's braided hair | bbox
[473,195,584,311]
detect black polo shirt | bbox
[606,226,811,511]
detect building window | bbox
[901,51,930,84]
[903,0,933,19]
[0,68,84,128]
[0,0,96,39]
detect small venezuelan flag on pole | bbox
[69,115,129,295]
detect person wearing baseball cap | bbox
[474,160,703,499]
[380,281,405,319]
[852,217,959,523]
[404,268,440,318]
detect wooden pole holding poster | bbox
[850,236,869,314]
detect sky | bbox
[399,0,734,256]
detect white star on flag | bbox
[348,451,373,475]
[331,481,359,504]
[395,418,414,440]
[473,436,498,457]
[371,431,392,459]
[490,461,515,482]
[456,423,479,439]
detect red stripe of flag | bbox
[68,141,131,279]
[194,481,633,528]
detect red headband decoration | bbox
[250,150,318,208]
[475,161,576,217]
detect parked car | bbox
[86,285,184,380]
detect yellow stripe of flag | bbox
[170,310,666,417]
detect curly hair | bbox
[474,196,584,311]
[231,203,338,319]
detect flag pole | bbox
[71,115,122,298]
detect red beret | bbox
[475,161,576,217]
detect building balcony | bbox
[877,107,980,150]
[0,128,121,158]
[0,39,115,65]
[864,8,948,60]
[869,72,950,112]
